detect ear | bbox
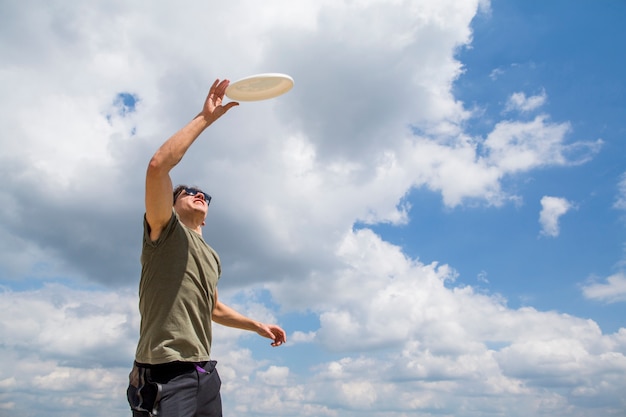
[201,220,206,226]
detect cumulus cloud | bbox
[0,0,620,416]
[270,228,626,416]
[0,0,603,287]
[0,285,137,416]
[581,272,626,303]
[539,196,573,237]
[504,90,547,113]
[4,240,625,416]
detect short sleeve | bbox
[143,209,179,248]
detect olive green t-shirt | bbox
[135,210,221,365]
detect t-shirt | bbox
[134,210,221,365]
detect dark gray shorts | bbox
[127,360,222,417]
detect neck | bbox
[183,221,203,235]
[177,213,205,235]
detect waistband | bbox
[135,360,216,377]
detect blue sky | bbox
[1,1,625,416]
[425,0,626,331]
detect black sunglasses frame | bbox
[176,187,212,205]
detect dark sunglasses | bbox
[177,187,212,205]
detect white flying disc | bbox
[225,73,294,101]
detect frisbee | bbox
[225,73,294,101]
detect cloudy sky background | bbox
[1,0,625,416]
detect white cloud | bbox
[0,0,604,287]
[256,365,290,387]
[484,116,601,174]
[581,272,626,303]
[290,330,317,344]
[614,172,626,210]
[539,196,573,237]
[269,228,626,416]
[505,90,547,113]
[489,67,505,80]
[0,284,138,364]
[2,234,626,416]
[0,285,137,416]
[0,0,621,416]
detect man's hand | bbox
[256,323,287,347]
[200,79,239,124]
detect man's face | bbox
[174,187,211,217]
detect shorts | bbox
[127,360,222,417]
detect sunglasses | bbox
[177,187,212,205]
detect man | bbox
[127,78,287,417]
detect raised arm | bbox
[212,289,287,347]
[145,79,238,241]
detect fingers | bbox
[212,79,230,98]
[258,324,287,347]
[223,101,239,111]
[210,80,237,103]
[203,78,238,120]
[270,326,287,347]
[271,337,285,347]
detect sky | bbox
[0,0,625,416]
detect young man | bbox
[127,79,287,417]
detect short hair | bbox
[173,184,189,204]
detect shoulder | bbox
[143,209,180,247]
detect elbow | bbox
[147,146,181,175]
[211,302,221,318]
[147,153,171,176]
[212,302,224,323]
[147,153,164,171]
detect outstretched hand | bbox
[256,323,287,347]
[201,79,239,123]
